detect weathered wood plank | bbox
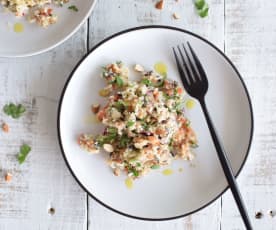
[222,1,276,229]
[88,0,224,229]
[0,25,88,230]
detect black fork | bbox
[173,42,253,230]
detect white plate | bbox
[58,26,253,220]
[0,0,96,57]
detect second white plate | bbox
[0,0,96,57]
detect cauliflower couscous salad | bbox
[0,0,72,27]
[78,61,198,179]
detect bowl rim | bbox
[0,0,97,58]
[57,25,254,221]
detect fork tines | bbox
[173,42,207,86]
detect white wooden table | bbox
[0,0,275,229]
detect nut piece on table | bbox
[91,104,100,114]
[255,211,263,219]
[155,0,164,10]
[173,13,180,20]
[5,172,12,182]
[2,122,9,133]
[134,64,145,72]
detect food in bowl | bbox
[78,62,198,179]
[0,0,70,27]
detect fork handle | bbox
[199,99,253,230]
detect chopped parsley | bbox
[119,134,130,148]
[129,167,139,177]
[126,121,135,128]
[141,120,149,130]
[141,78,152,86]
[116,61,122,66]
[151,165,160,169]
[3,103,26,119]
[96,127,118,146]
[17,144,31,164]
[114,101,125,112]
[68,5,78,12]
[115,76,124,87]
[190,140,199,148]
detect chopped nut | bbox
[173,13,180,19]
[255,211,263,219]
[113,168,120,176]
[91,104,100,114]
[2,122,9,133]
[134,64,144,72]
[103,144,114,153]
[48,207,55,215]
[5,172,12,182]
[155,0,164,10]
[78,134,99,153]
[268,210,275,217]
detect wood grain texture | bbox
[88,0,224,229]
[0,0,273,229]
[221,1,276,229]
[0,25,88,230]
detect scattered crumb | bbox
[91,104,100,114]
[2,122,9,133]
[134,64,144,72]
[173,12,180,19]
[113,168,120,176]
[48,207,55,215]
[268,210,275,218]
[155,0,164,10]
[5,172,12,182]
[178,167,183,172]
[255,211,263,219]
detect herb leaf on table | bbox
[17,144,31,164]
[3,103,26,119]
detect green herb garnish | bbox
[174,101,184,113]
[17,144,31,164]
[151,165,160,169]
[119,134,130,148]
[141,78,152,86]
[125,162,140,177]
[68,5,78,12]
[116,61,122,66]
[130,167,139,177]
[190,141,199,148]
[96,127,118,146]
[126,121,135,128]
[141,120,149,130]
[115,76,124,87]
[114,101,125,112]
[3,103,26,119]
[194,0,209,18]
